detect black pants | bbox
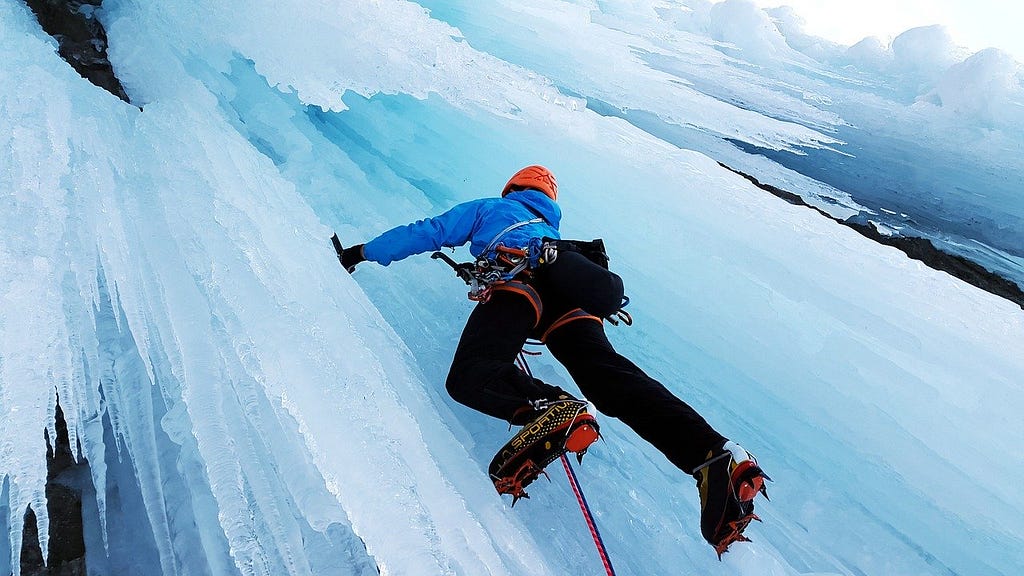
[445,251,725,474]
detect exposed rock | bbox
[22,0,130,103]
[20,400,88,576]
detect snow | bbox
[843,36,894,70]
[930,47,1024,125]
[1,0,1023,575]
[891,25,965,78]
[707,0,799,64]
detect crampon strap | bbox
[704,457,771,559]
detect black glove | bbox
[340,244,366,273]
[331,234,366,273]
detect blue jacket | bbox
[363,190,561,266]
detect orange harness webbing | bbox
[540,308,602,342]
[491,281,543,329]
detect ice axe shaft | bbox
[431,251,476,284]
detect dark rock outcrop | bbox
[21,400,88,576]
[22,0,130,103]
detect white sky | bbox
[749,0,1024,61]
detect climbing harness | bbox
[432,233,632,329]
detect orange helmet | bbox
[501,165,558,201]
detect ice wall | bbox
[2,1,562,574]
[313,89,1024,576]
[3,0,1023,575]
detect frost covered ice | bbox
[2,0,1023,575]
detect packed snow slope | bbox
[1,0,1022,575]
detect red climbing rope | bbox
[516,351,616,575]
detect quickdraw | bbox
[430,250,517,302]
[605,300,632,326]
[431,217,543,302]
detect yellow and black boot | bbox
[693,440,771,558]
[489,398,599,505]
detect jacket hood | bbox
[504,189,562,229]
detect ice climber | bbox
[334,165,770,556]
